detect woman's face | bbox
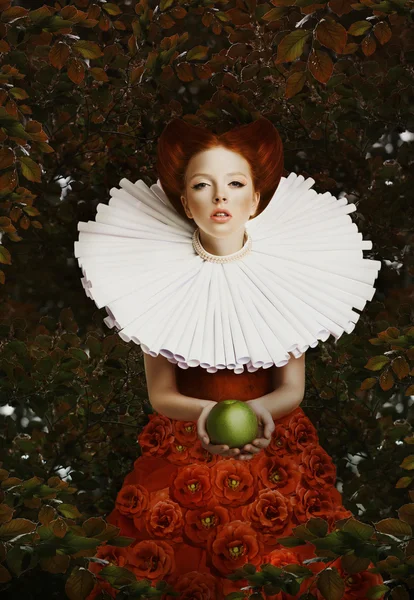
[180,146,260,240]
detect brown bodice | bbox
[175,365,276,402]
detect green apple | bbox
[206,400,258,448]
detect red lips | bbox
[211,209,232,217]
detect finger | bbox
[205,443,224,454]
[225,448,240,458]
[240,453,253,460]
[197,422,209,445]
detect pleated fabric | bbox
[74,173,382,374]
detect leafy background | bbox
[0,0,413,598]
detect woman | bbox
[76,118,382,599]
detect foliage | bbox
[0,0,413,598]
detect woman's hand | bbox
[197,402,241,459]
[234,399,275,461]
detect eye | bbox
[192,181,245,190]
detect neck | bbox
[198,228,247,256]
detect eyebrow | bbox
[189,172,247,180]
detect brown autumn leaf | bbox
[226,8,251,26]
[0,147,14,169]
[194,64,213,80]
[0,6,29,21]
[10,207,22,222]
[285,70,307,98]
[19,156,42,183]
[361,35,376,56]
[65,566,95,600]
[19,215,30,230]
[102,2,122,16]
[0,169,17,193]
[379,368,394,391]
[328,0,353,17]
[398,503,414,526]
[171,6,187,19]
[202,12,214,27]
[373,21,392,45]
[90,67,109,82]
[365,355,390,371]
[391,357,410,380]
[39,555,71,574]
[317,567,345,600]
[308,49,334,84]
[99,13,111,31]
[49,42,70,69]
[0,246,11,265]
[360,377,377,390]
[60,5,78,19]
[316,20,347,53]
[176,62,193,82]
[187,45,209,61]
[348,21,372,36]
[275,30,310,64]
[159,13,175,29]
[74,40,103,59]
[67,58,85,84]
[262,7,286,21]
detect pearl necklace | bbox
[191,227,252,264]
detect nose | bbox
[214,191,227,202]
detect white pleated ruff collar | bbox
[74,172,381,374]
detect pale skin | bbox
[144,146,305,460]
[180,146,260,256]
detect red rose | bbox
[145,497,184,542]
[333,504,353,524]
[138,413,174,457]
[309,558,384,600]
[87,544,129,577]
[86,544,131,600]
[339,561,384,600]
[261,548,310,600]
[210,459,256,507]
[164,441,192,465]
[86,580,117,600]
[183,499,231,546]
[284,410,319,453]
[262,548,301,567]
[115,484,149,518]
[172,419,198,444]
[255,454,301,494]
[299,446,336,489]
[292,484,340,528]
[163,571,221,600]
[265,422,291,457]
[125,539,175,582]
[207,519,264,576]
[149,486,170,507]
[242,489,294,546]
[170,463,213,509]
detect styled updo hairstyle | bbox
[156,117,284,223]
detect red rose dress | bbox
[87,365,383,600]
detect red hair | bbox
[155,118,284,222]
